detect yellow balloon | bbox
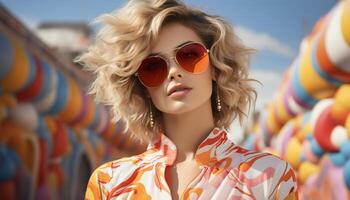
[275,93,293,125]
[332,85,350,124]
[285,137,302,169]
[266,104,283,135]
[346,115,350,138]
[296,122,312,142]
[298,41,337,100]
[334,84,350,108]
[298,162,320,184]
[341,0,350,45]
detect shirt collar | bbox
[147,127,245,167]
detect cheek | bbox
[200,66,214,89]
[147,87,165,109]
[199,72,213,96]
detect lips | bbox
[167,84,192,96]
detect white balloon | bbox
[310,99,334,130]
[330,126,349,148]
[9,103,38,131]
[325,1,350,73]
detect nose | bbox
[167,58,183,81]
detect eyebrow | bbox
[148,41,193,57]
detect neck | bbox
[162,100,215,163]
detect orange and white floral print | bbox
[85,127,298,200]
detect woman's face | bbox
[145,22,214,115]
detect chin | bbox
[161,103,195,115]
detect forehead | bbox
[150,22,204,54]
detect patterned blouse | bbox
[85,127,298,200]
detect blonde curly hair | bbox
[76,0,257,143]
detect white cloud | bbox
[249,69,283,111]
[235,26,296,59]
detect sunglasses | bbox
[135,42,210,87]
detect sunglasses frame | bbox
[135,42,210,87]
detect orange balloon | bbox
[299,40,337,100]
[58,77,83,122]
[0,94,17,108]
[0,36,30,93]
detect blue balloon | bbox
[0,33,13,80]
[340,141,350,159]
[310,139,324,157]
[87,130,98,150]
[344,160,350,191]
[47,71,68,115]
[329,152,347,167]
[35,116,53,154]
[301,111,311,126]
[0,145,20,181]
[306,134,313,141]
[66,127,78,145]
[290,58,317,108]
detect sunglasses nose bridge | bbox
[166,55,183,80]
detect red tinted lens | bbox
[176,43,209,74]
[138,56,168,87]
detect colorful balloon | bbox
[344,160,350,190]
[313,102,338,152]
[330,126,349,148]
[0,37,31,93]
[9,103,39,131]
[0,33,13,80]
[298,162,320,184]
[47,71,68,115]
[16,53,43,102]
[285,137,302,168]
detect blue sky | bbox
[0,0,336,71]
[0,0,337,109]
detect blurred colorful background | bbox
[0,0,349,199]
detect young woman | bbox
[79,0,298,199]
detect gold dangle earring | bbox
[216,86,222,112]
[148,98,154,128]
